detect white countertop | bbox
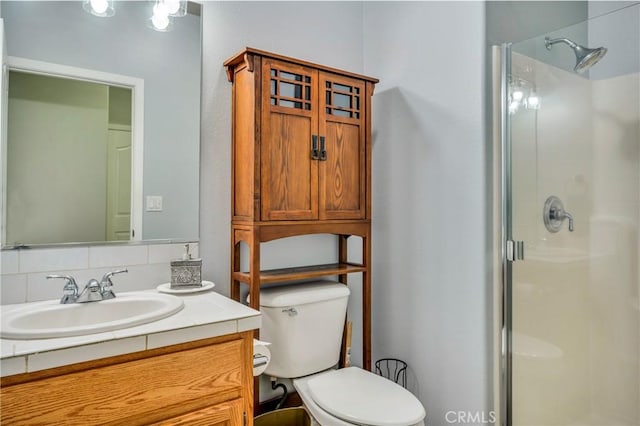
[0,290,260,377]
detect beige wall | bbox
[589,72,639,424]
[7,72,109,245]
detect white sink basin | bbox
[1,292,184,340]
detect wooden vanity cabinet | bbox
[0,332,253,426]
[225,48,378,392]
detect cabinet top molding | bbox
[224,47,379,84]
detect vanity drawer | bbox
[1,334,252,425]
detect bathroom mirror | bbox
[0,1,201,248]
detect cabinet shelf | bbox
[232,262,366,285]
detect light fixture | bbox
[82,0,115,17]
[509,77,541,114]
[164,0,187,17]
[511,88,524,102]
[148,0,174,32]
[525,91,540,110]
[81,0,189,32]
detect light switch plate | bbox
[146,195,163,211]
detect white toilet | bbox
[259,281,426,426]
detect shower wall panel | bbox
[589,72,639,424]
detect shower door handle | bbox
[506,240,525,262]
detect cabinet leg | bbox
[338,235,349,367]
[248,231,261,416]
[338,234,349,284]
[363,234,371,371]
[248,235,261,313]
[231,239,241,302]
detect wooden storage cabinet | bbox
[229,51,374,223]
[259,58,367,221]
[0,333,253,426]
[225,48,377,378]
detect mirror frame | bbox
[2,56,145,248]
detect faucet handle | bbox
[101,269,128,282]
[47,275,79,304]
[100,269,128,300]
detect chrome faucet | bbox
[99,269,128,300]
[77,279,104,303]
[46,275,79,304]
[47,269,128,304]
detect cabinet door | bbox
[151,398,246,426]
[261,58,319,221]
[318,72,366,220]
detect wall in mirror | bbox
[1,1,201,247]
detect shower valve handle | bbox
[551,208,574,232]
[564,211,574,232]
[544,196,574,233]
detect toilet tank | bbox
[258,281,350,378]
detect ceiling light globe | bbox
[165,0,181,15]
[90,0,109,14]
[153,2,170,18]
[152,13,170,31]
[511,89,524,102]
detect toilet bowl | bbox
[258,281,426,426]
[294,367,425,426]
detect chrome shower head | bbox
[545,37,608,74]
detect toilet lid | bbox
[307,367,426,426]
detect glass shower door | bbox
[506,5,639,425]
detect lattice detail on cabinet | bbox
[270,68,312,110]
[325,81,360,119]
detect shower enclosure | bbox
[499,4,640,425]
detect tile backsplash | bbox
[0,243,199,305]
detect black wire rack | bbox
[374,358,407,388]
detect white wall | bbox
[486,1,588,46]
[363,2,490,424]
[588,2,640,80]
[199,0,365,400]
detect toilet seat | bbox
[294,367,425,426]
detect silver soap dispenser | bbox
[170,244,202,288]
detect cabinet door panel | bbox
[261,59,318,221]
[319,73,366,220]
[151,398,245,426]
[322,122,363,215]
[1,339,245,425]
